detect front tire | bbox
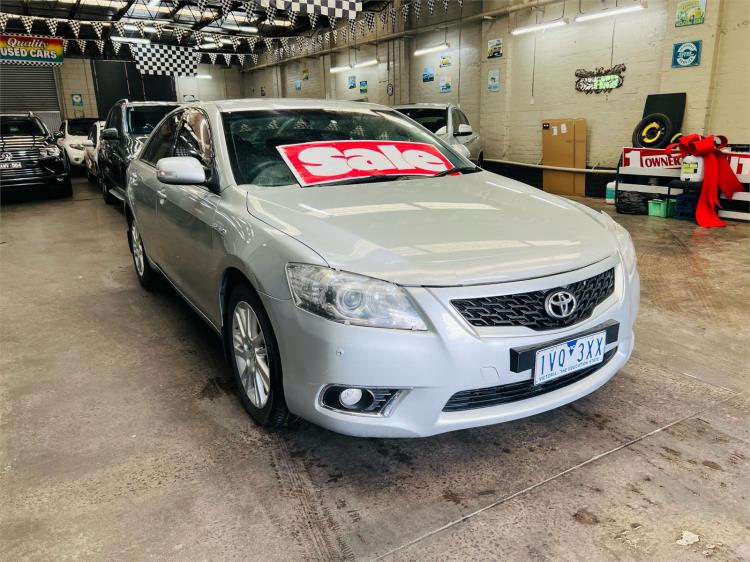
[129,219,156,289]
[227,284,291,428]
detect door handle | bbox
[157,189,167,204]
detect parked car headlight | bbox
[286,264,427,331]
[601,211,636,275]
[40,146,61,158]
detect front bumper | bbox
[0,167,69,192]
[65,147,85,166]
[264,255,639,437]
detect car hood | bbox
[244,172,617,286]
[64,135,87,146]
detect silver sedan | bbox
[126,99,639,437]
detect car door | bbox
[156,108,221,319]
[130,110,183,264]
[101,106,122,187]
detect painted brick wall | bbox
[175,63,242,102]
[56,59,98,119]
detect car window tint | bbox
[0,116,47,136]
[141,112,182,165]
[174,109,212,167]
[397,108,447,134]
[222,108,465,187]
[127,105,179,135]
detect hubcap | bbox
[131,222,145,276]
[232,301,270,408]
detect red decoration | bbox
[667,133,744,227]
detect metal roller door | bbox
[0,64,60,112]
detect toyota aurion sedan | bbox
[126,99,639,438]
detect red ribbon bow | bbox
[666,133,744,227]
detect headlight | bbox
[70,144,85,151]
[601,211,636,275]
[40,146,61,158]
[286,264,427,331]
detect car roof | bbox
[199,98,398,113]
[393,103,453,110]
[120,100,182,108]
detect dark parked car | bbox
[99,99,180,204]
[0,112,71,197]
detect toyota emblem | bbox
[544,290,577,319]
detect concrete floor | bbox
[1,176,748,561]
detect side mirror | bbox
[435,125,448,136]
[53,130,65,139]
[100,128,119,141]
[454,124,473,136]
[156,156,206,185]
[82,139,94,147]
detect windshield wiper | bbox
[312,174,424,187]
[432,165,482,178]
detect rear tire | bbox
[226,283,291,429]
[129,219,156,289]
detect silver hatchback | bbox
[126,99,638,438]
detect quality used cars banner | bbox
[277,140,452,187]
[0,34,64,65]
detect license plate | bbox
[534,330,606,385]
[0,162,21,170]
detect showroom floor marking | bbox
[372,390,747,561]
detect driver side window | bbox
[141,111,182,165]
[174,109,213,168]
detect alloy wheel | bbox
[131,222,145,277]
[232,301,270,408]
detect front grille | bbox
[451,268,615,331]
[443,348,617,412]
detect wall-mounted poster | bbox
[487,69,500,92]
[294,79,302,92]
[71,93,84,107]
[387,83,395,96]
[672,40,702,68]
[487,38,503,59]
[439,75,452,93]
[439,55,451,68]
[422,66,434,82]
[347,75,356,89]
[359,80,368,94]
[675,0,706,27]
[302,67,309,80]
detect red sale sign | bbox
[276,140,452,187]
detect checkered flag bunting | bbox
[208,52,218,64]
[265,5,277,25]
[212,33,222,45]
[196,0,208,13]
[136,21,145,36]
[0,14,8,32]
[331,28,337,43]
[347,18,355,36]
[243,0,258,19]
[94,40,105,54]
[341,26,347,44]
[91,21,103,38]
[263,36,274,50]
[401,3,410,24]
[237,53,246,66]
[280,36,290,50]
[68,20,81,37]
[427,0,435,15]
[111,40,122,55]
[413,0,421,19]
[230,35,240,50]
[21,16,34,34]
[358,20,365,37]
[46,18,59,35]
[153,22,165,38]
[389,7,397,28]
[288,11,297,26]
[247,36,258,51]
[76,39,86,53]
[379,10,386,30]
[222,52,233,66]
[113,21,125,35]
[62,39,69,53]
[221,0,234,15]
[365,11,374,32]
[193,31,204,43]
[443,0,449,12]
[173,28,186,42]
[131,43,199,76]
[250,53,258,64]
[296,36,305,51]
[308,11,318,28]
[327,15,336,29]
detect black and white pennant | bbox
[401,3,410,24]
[68,20,81,38]
[91,21,103,38]
[21,16,34,34]
[111,40,122,55]
[208,52,218,64]
[427,0,435,15]
[414,0,421,20]
[250,53,258,64]
[221,0,234,16]
[113,21,125,35]
[265,5,276,25]
[76,39,87,53]
[153,22,165,38]
[358,20,365,37]
[46,18,59,35]
[243,0,258,20]
[94,40,105,54]
[237,53,245,66]
[173,28,186,42]
[0,14,8,33]
[308,11,318,28]
[365,12,374,32]
[222,52,233,66]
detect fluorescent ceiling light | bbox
[414,42,449,56]
[198,42,218,49]
[330,65,352,74]
[123,23,157,33]
[110,36,151,44]
[575,2,647,22]
[510,19,567,35]
[221,23,259,33]
[354,59,378,68]
[196,74,212,79]
[147,0,160,7]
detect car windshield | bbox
[127,105,179,135]
[395,108,448,134]
[0,116,47,137]
[67,119,97,136]
[222,108,465,187]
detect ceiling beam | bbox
[113,0,138,21]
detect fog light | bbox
[339,387,363,408]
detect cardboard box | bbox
[542,118,587,196]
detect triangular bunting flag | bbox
[193,30,204,43]
[348,18,355,36]
[173,27,185,42]
[114,21,125,35]
[280,36,289,51]
[331,28,337,43]
[76,39,87,53]
[389,7,397,28]
[230,36,240,50]
[414,0,421,20]
[402,3,410,24]
[243,0,257,20]
[359,20,365,37]
[63,39,69,54]
[341,27,347,44]
[427,0,435,15]
[328,15,336,30]
[111,40,122,55]
[296,36,304,51]
[365,12,375,32]
[222,52,233,66]
[250,53,258,65]
[309,12,318,28]
[0,14,8,33]
[265,5,276,25]
[443,0,449,12]
[379,10,387,30]
[68,20,81,37]
[263,36,273,50]
[221,0,234,16]
[46,18,59,36]
[21,16,34,34]
[94,40,105,54]
[212,33,222,45]
[91,21,103,38]
[247,36,258,52]
[135,21,145,36]
[208,52,218,64]
[237,53,245,66]
[153,22,165,38]
[197,0,208,13]
[288,11,296,26]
